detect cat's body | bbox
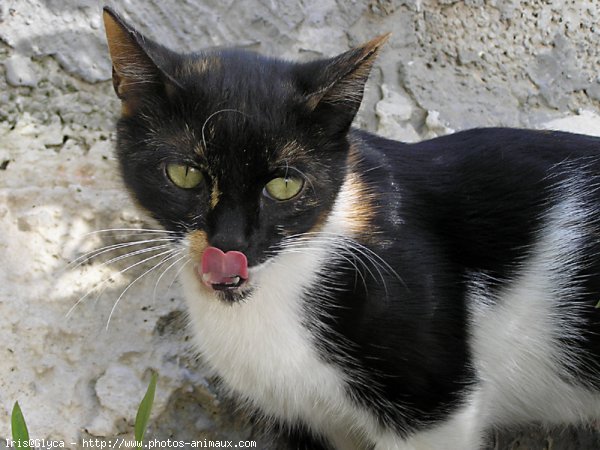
[102,8,600,449]
[184,127,600,449]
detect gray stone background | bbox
[1,0,600,448]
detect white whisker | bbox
[166,258,192,294]
[65,248,177,320]
[201,108,248,152]
[277,231,406,298]
[106,250,182,329]
[152,251,188,302]
[66,237,179,270]
[279,246,370,295]
[287,165,316,195]
[83,228,178,236]
[289,231,404,284]
[87,244,174,273]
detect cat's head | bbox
[103,7,387,301]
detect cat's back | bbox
[352,127,600,285]
[359,127,600,179]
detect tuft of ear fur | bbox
[300,34,390,131]
[102,7,177,115]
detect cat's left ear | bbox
[103,7,181,115]
[298,34,390,131]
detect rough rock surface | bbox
[1,1,600,448]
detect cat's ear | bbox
[299,34,390,131]
[102,7,179,115]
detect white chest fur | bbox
[179,173,390,448]
[180,246,378,447]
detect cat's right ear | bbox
[296,34,390,133]
[103,7,176,115]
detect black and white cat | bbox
[102,7,600,450]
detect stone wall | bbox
[1,0,599,448]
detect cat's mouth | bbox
[196,246,249,292]
[205,276,246,290]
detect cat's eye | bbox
[166,163,204,189]
[264,176,304,201]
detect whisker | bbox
[334,240,389,297]
[279,231,407,298]
[152,251,188,302]
[66,237,179,270]
[83,228,179,236]
[89,246,176,308]
[65,248,177,319]
[106,250,182,329]
[279,246,370,295]
[166,258,192,294]
[363,164,384,174]
[286,231,405,286]
[94,244,174,271]
[201,108,248,152]
[287,165,316,195]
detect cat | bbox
[102,6,600,450]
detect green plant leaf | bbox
[134,372,157,449]
[596,299,600,309]
[12,402,31,450]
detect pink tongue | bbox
[200,246,249,286]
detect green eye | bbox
[166,163,204,189]
[264,176,304,201]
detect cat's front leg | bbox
[284,428,332,450]
[373,435,418,450]
[373,429,484,450]
[374,398,486,450]
[290,426,373,450]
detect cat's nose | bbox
[207,204,249,253]
[209,229,248,253]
